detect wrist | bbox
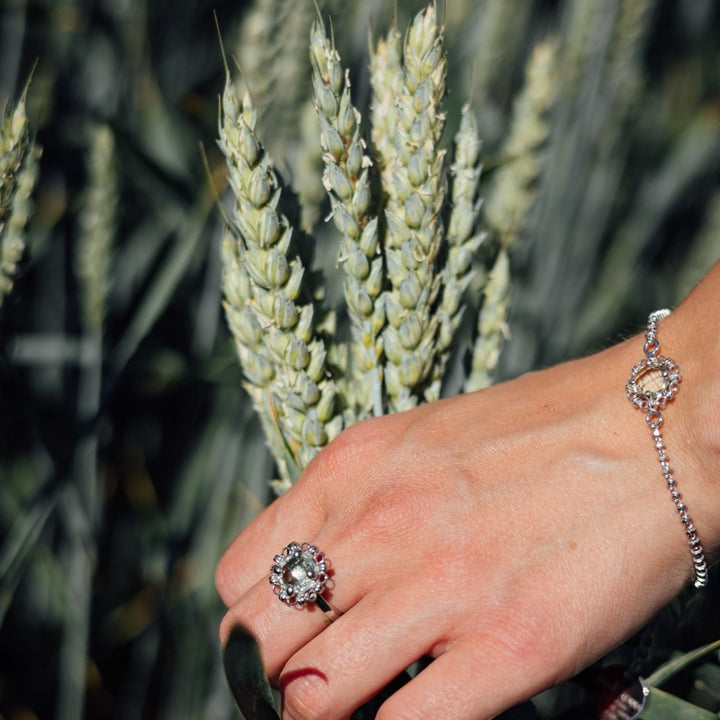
[495,336,701,596]
[659,302,720,564]
[566,330,713,595]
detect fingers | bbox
[219,577,336,681]
[216,414,403,608]
[218,517,396,679]
[279,589,443,720]
[216,473,328,606]
[277,597,564,720]
[374,641,546,720]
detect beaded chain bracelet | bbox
[626,309,709,589]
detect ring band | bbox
[269,541,330,607]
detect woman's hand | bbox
[216,266,720,720]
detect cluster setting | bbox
[626,355,680,415]
[269,542,328,606]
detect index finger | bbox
[215,413,400,607]
[215,451,332,607]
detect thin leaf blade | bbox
[223,625,280,720]
[639,687,717,720]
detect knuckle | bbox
[299,415,401,510]
[215,553,234,604]
[282,672,332,720]
[218,608,254,647]
[310,415,386,474]
[376,700,427,720]
[360,485,429,541]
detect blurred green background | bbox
[1,1,719,719]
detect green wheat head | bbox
[77,124,118,333]
[0,84,40,308]
[219,3,555,489]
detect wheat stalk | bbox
[310,17,384,419]
[465,39,557,392]
[218,73,343,491]
[464,248,511,393]
[370,24,403,178]
[236,0,323,232]
[425,103,486,401]
[77,125,117,332]
[235,0,315,156]
[0,86,39,307]
[377,5,448,413]
[467,0,534,116]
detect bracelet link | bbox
[627,309,709,589]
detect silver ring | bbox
[269,542,329,607]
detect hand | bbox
[216,268,720,720]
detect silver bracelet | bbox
[626,309,709,589]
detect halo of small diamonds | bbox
[626,355,680,412]
[269,542,328,607]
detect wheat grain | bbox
[467,0,534,120]
[464,248,510,393]
[236,0,314,159]
[484,39,557,249]
[370,25,403,179]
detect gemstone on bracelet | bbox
[626,356,680,410]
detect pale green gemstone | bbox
[282,555,316,594]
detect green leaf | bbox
[644,639,720,689]
[223,625,279,720]
[639,687,717,720]
[694,662,720,698]
[0,493,54,626]
[111,191,214,376]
